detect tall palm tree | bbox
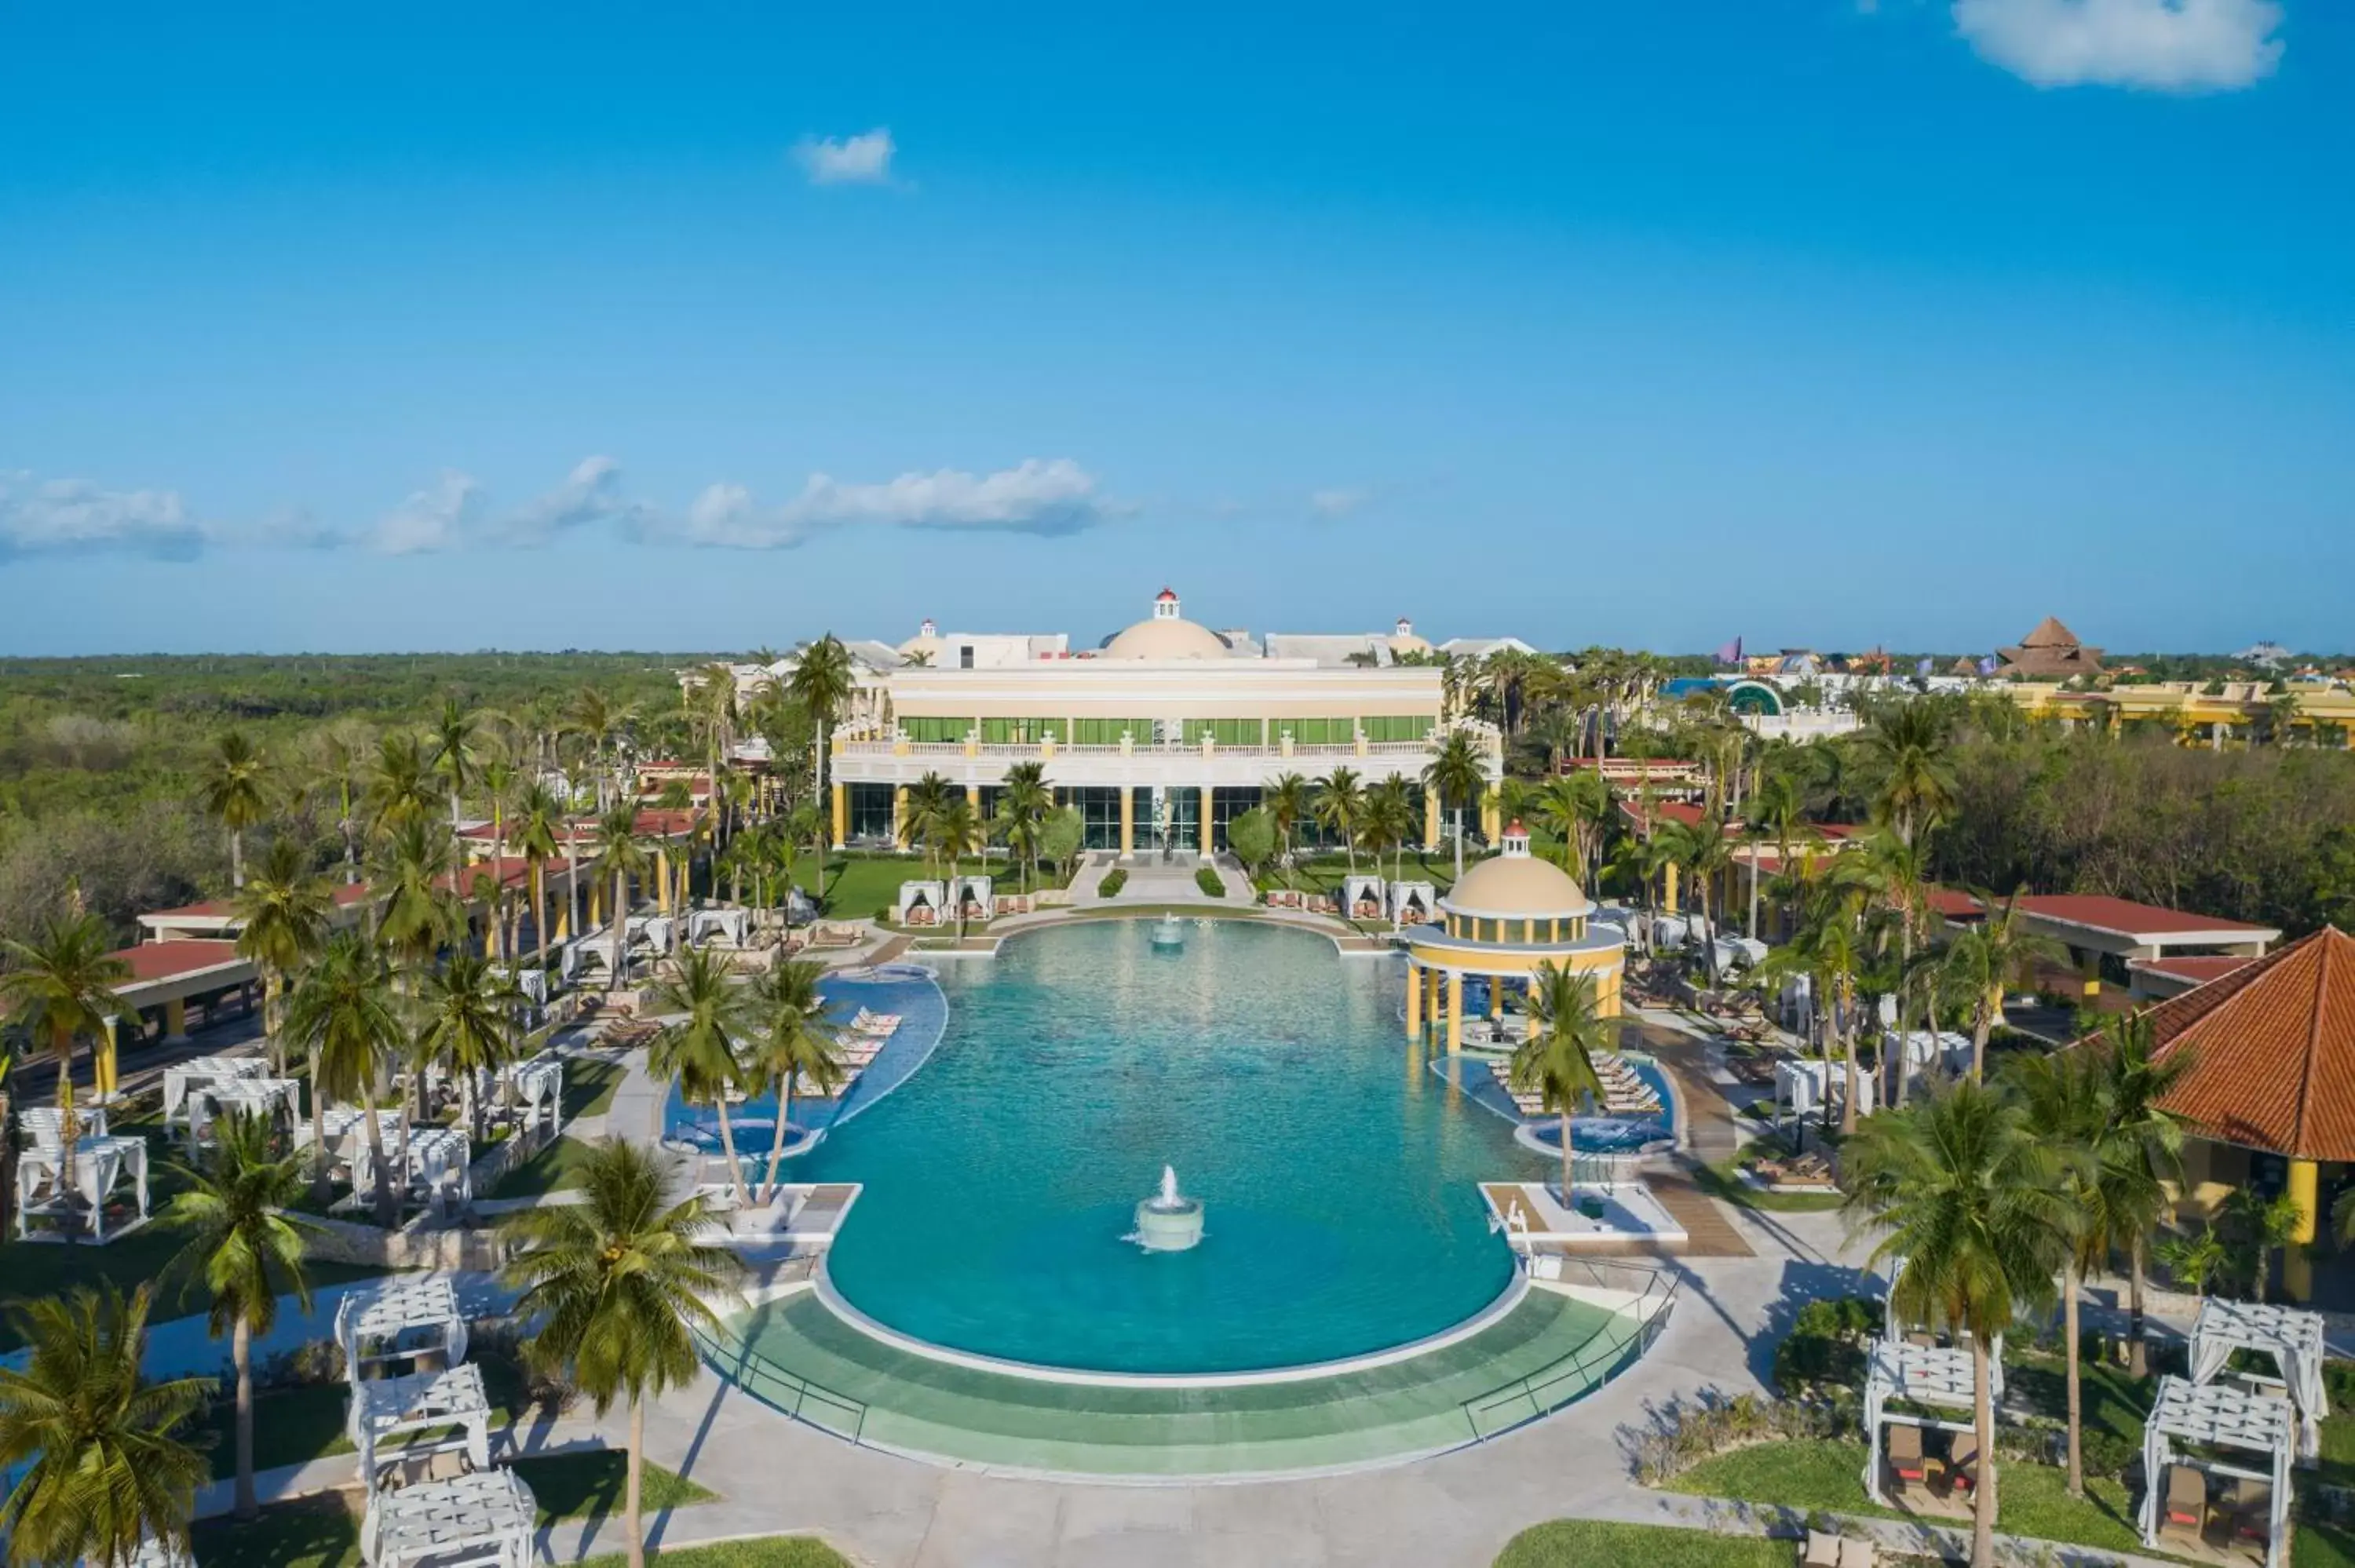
[564,686,633,810]
[1314,768,1366,873]
[2087,1012,2190,1376]
[430,696,482,895]
[739,960,844,1204]
[2009,1050,2111,1496]
[233,837,334,1077]
[1746,766,1809,939]
[928,796,985,934]
[1842,1081,2067,1568]
[1532,771,1607,883]
[1264,771,1313,881]
[589,804,649,991]
[198,731,271,889]
[0,1284,211,1568]
[1943,888,2064,1081]
[475,751,520,960]
[280,932,405,1220]
[1512,966,1613,1201]
[0,910,129,1209]
[645,948,753,1210]
[416,953,523,1142]
[1364,776,1416,892]
[1862,701,1956,851]
[1760,873,1871,1134]
[902,771,956,877]
[299,717,374,884]
[159,1110,316,1520]
[1659,816,1736,986]
[785,634,859,818]
[510,780,566,970]
[995,760,1053,892]
[1421,731,1488,882]
[363,731,444,840]
[501,1140,739,1568]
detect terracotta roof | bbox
[141,882,371,922]
[1922,888,2276,943]
[2130,927,2355,1161]
[2131,955,2257,986]
[1617,799,1709,832]
[108,940,248,983]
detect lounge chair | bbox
[2160,1465,2206,1545]
[1888,1424,1928,1498]
[1947,1431,1980,1497]
[1837,1541,1875,1568]
[1800,1532,1841,1568]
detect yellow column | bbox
[831,782,848,848]
[1405,962,1422,1037]
[590,883,603,927]
[1426,789,1440,850]
[164,996,188,1040]
[2079,949,2102,997]
[2286,1158,2320,1301]
[554,893,570,940]
[656,848,673,913]
[95,1019,118,1099]
[1446,972,1463,1054]
[1489,972,1502,1019]
[1663,862,1681,915]
[1481,797,1501,842]
[1200,786,1214,852]
[1119,789,1134,856]
[893,785,909,845]
[967,783,982,813]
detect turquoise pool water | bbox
[783,919,1543,1375]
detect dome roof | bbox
[1443,851,1593,921]
[1102,616,1232,660]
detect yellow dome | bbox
[1102,616,1231,660]
[1443,851,1593,921]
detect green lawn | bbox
[1691,1158,1844,1215]
[564,1056,625,1119]
[1667,1439,2152,1558]
[199,1355,539,1480]
[488,1133,598,1198]
[190,1454,714,1567]
[816,850,1063,921]
[585,1542,853,1568]
[1495,1520,1793,1566]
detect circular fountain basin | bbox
[1133,1196,1205,1251]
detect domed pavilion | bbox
[1404,822,1625,1048]
[1100,588,1235,660]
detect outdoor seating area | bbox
[2138,1376,2292,1567]
[896,880,947,926]
[358,1449,539,1568]
[1798,1530,1877,1568]
[1504,1052,1660,1120]
[159,1055,270,1140]
[1861,1340,1987,1511]
[1748,1150,1837,1191]
[11,1106,152,1242]
[337,1278,470,1380]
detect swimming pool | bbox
[769,920,1543,1376]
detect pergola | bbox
[1862,1340,1983,1506]
[312,1106,405,1188]
[2138,1375,2292,1568]
[1388,881,1436,927]
[686,908,750,948]
[894,881,946,926]
[347,1362,494,1484]
[1342,874,1386,921]
[1774,1059,1876,1129]
[359,1466,538,1568]
[952,875,994,922]
[2192,1299,2328,1460]
[403,1128,473,1214]
[496,1056,564,1136]
[338,1279,469,1380]
[1880,1257,2003,1398]
[185,1077,304,1147]
[13,1125,150,1242]
[490,965,550,1008]
[161,1056,268,1136]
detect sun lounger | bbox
[2160,1465,2204,1543]
[1888,1425,1927,1497]
[1800,1532,1842,1568]
[1948,1431,1980,1496]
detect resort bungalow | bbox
[1927,891,2277,999]
[2123,926,2355,1302]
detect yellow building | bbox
[2004,680,2355,748]
[1401,822,1625,1049]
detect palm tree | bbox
[430,696,482,895]
[1511,966,1612,1202]
[1746,766,1809,939]
[1760,873,1870,1134]
[159,1110,316,1519]
[1264,771,1313,881]
[1364,776,1416,892]
[2224,1186,2304,1304]
[502,1140,739,1568]
[0,1284,211,1568]
[364,730,444,839]
[1315,768,1366,873]
[2088,1012,2189,1376]
[929,796,986,934]
[739,960,844,1204]
[564,687,633,810]
[280,932,405,1220]
[1659,816,1736,986]
[1532,771,1607,883]
[198,731,271,888]
[1842,1080,2068,1568]
[511,780,566,970]
[1943,888,2064,1081]
[0,910,129,1212]
[903,771,956,877]
[589,804,649,990]
[2010,1050,2112,1495]
[785,634,859,815]
[995,760,1053,892]
[416,953,523,1143]
[299,717,374,884]
[1421,731,1488,882]
[645,947,753,1210]
[1862,701,1956,851]
[234,837,334,1077]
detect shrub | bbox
[1195,866,1225,897]
[1771,1296,1884,1396]
[1097,869,1127,898]
[1623,1391,1858,1486]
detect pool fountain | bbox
[1130,1164,1204,1252]
[1148,913,1187,950]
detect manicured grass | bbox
[1667,1439,2152,1558]
[1692,1158,1844,1214]
[564,1056,626,1119]
[585,1538,855,1567]
[1494,1520,1792,1566]
[192,1493,359,1568]
[2296,1519,2355,1568]
[200,1355,537,1480]
[488,1132,598,1198]
[514,1449,716,1523]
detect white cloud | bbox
[674,459,1117,549]
[0,471,208,558]
[793,128,898,186]
[491,455,648,545]
[1309,487,1371,520]
[368,470,480,555]
[1952,0,2284,91]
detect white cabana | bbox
[1388,881,1437,927]
[162,1056,267,1136]
[895,880,946,927]
[1880,1255,2003,1398]
[1862,1340,1981,1506]
[187,1077,304,1147]
[2138,1376,2292,1568]
[1883,1030,1973,1094]
[490,966,549,1007]
[496,1056,564,1136]
[403,1128,472,1215]
[348,1362,493,1485]
[360,1466,538,1568]
[953,875,994,922]
[14,1132,151,1242]
[557,939,597,985]
[2192,1298,2328,1460]
[1773,1058,1875,1125]
[338,1278,469,1381]
[311,1106,405,1188]
[636,914,676,954]
[1711,935,1769,972]
[1342,875,1386,921]
[687,907,751,948]
[1649,913,1691,953]
[83,1534,192,1568]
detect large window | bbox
[1071,717,1154,746]
[979,717,1068,744]
[1279,717,1353,746]
[1061,786,1126,849]
[900,717,969,744]
[1181,718,1265,746]
[1362,715,1432,743]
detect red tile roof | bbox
[141,883,371,921]
[108,940,248,983]
[1617,799,1709,832]
[2128,927,2355,1160]
[1923,888,2276,943]
[2131,954,2256,986]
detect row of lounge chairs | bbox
[2161,1466,2274,1555]
[794,1008,902,1098]
[1752,1151,1836,1189]
[1886,1423,1977,1501]
[1506,1052,1662,1120]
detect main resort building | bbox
[767,589,1506,855]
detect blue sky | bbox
[2,1,2347,656]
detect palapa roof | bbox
[1997,616,2104,677]
[2021,615,2081,648]
[2130,927,2355,1161]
